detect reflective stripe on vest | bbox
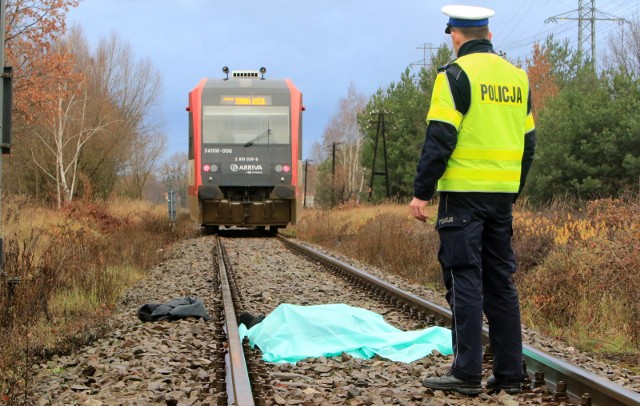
[427,73,463,129]
[427,53,531,193]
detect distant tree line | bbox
[2,0,186,208]
[311,20,640,207]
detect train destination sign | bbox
[220,95,272,106]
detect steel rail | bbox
[215,236,255,406]
[279,236,640,406]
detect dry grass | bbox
[3,195,638,402]
[296,197,640,361]
[0,197,198,403]
[296,202,442,288]
[517,197,640,353]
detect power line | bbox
[495,1,537,45]
[409,43,438,69]
[499,21,575,54]
[545,0,629,65]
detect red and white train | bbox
[187,67,303,233]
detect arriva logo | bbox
[238,164,263,171]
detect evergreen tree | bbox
[359,44,454,201]
[528,67,640,201]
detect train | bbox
[187,67,303,233]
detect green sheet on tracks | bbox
[239,303,453,364]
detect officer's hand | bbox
[409,197,429,222]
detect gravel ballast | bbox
[27,235,640,405]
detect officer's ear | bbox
[450,30,462,44]
[487,31,493,41]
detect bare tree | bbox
[18,26,165,205]
[605,17,640,78]
[121,131,166,199]
[320,83,368,203]
[160,152,188,207]
[26,31,118,207]
[85,31,164,198]
[309,142,326,163]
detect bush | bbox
[0,197,197,402]
[296,196,640,356]
[520,196,640,351]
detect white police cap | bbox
[442,5,495,34]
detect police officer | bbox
[409,5,536,396]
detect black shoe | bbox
[422,373,482,396]
[237,312,265,329]
[486,375,522,394]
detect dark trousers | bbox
[436,192,522,384]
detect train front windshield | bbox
[203,106,290,145]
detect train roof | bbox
[189,69,301,99]
[203,77,291,90]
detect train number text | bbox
[204,148,232,154]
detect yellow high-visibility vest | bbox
[427,53,535,193]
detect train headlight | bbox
[203,164,210,172]
[275,164,282,172]
[211,164,218,172]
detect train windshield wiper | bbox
[244,128,271,147]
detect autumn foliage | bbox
[525,42,560,121]
[4,0,80,121]
[3,1,166,206]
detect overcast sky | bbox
[67,0,637,161]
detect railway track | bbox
[27,234,640,405]
[213,235,254,405]
[214,234,640,406]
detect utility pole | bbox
[368,112,390,201]
[326,142,341,208]
[303,159,313,208]
[546,0,628,66]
